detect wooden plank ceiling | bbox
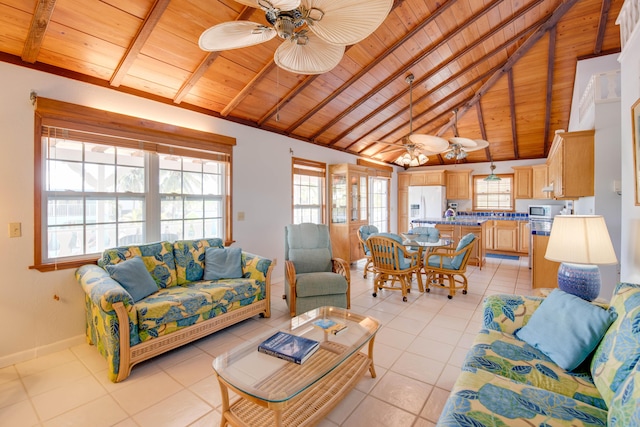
[0,0,622,166]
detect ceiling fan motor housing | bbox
[267,9,304,39]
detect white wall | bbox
[0,61,398,366]
[619,16,640,284]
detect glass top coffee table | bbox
[212,306,380,427]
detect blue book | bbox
[257,331,319,364]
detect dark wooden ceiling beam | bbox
[174,6,255,104]
[434,0,581,137]
[331,0,545,149]
[282,0,457,134]
[257,0,412,126]
[594,0,612,54]
[22,0,57,63]
[110,0,171,87]
[507,68,519,159]
[543,26,557,157]
[476,102,491,160]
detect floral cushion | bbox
[437,369,608,427]
[608,363,640,426]
[464,328,606,409]
[483,294,545,335]
[590,282,640,405]
[99,241,177,288]
[173,238,224,285]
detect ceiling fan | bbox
[374,74,450,168]
[198,0,393,75]
[433,109,490,161]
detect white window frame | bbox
[369,176,390,232]
[292,158,326,224]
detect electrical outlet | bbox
[8,222,21,238]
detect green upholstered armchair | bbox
[284,223,350,317]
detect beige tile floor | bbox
[1,256,534,427]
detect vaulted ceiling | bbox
[0,0,622,166]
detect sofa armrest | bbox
[242,252,273,317]
[482,294,545,335]
[75,264,140,382]
[332,257,350,309]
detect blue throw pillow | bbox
[516,289,617,371]
[204,247,243,280]
[105,256,158,303]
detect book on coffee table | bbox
[312,318,348,335]
[257,331,319,364]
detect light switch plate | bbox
[8,222,21,238]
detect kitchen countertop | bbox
[411,213,529,226]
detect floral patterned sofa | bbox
[437,282,640,426]
[76,238,273,382]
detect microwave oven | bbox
[528,205,563,219]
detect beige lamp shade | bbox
[545,215,617,265]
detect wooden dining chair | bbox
[424,233,476,299]
[357,225,378,278]
[367,233,423,302]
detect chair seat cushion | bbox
[427,255,455,270]
[295,272,348,297]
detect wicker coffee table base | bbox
[217,340,377,427]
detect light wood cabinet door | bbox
[546,130,594,199]
[484,220,495,250]
[531,164,550,199]
[445,170,471,199]
[532,235,560,289]
[493,220,518,252]
[512,167,532,199]
[518,221,530,253]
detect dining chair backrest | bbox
[407,226,440,243]
[367,234,412,271]
[451,233,476,269]
[358,225,379,255]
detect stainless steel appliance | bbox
[528,204,563,219]
[528,204,563,268]
[408,186,447,229]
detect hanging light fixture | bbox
[484,158,501,181]
[393,74,431,168]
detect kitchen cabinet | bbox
[532,234,560,289]
[531,164,551,199]
[512,166,533,199]
[445,170,471,199]
[518,221,530,253]
[329,163,368,263]
[485,220,528,254]
[546,130,594,199]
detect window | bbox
[292,158,326,224]
[34,98,234,271]
[369,176,389,232]
[473,174,514,211]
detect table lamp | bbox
[544,215,617,301]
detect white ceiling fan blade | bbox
[377,144,408,154]
[301,0,393,45]
[450,137,489,152]
[199,21,276,51]
[233,0,301,11]
[408,134,450,153]
[274,33,344,74]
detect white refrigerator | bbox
[408,186,447,229]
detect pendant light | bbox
[484,158,501,181]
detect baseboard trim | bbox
[0,335,86,369]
